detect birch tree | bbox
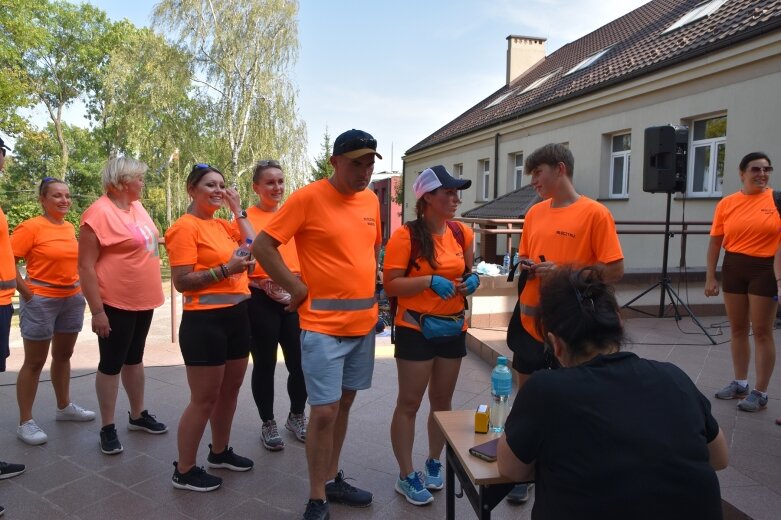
[153,0,307,187]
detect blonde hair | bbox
[101,156,148,193]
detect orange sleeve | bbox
[591,206,624,264]
[384,226,412,271]
[10,219,35,259]
[165,218,199,267]
[710,199,726,236]
[263,191,307,246]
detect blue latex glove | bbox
[462,273,480,295]
[430,275,456,299]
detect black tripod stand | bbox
[622,191,716,344]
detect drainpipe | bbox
[493,132,500,198]
[401,161,407,224]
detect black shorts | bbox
[394,326,466,361]
[511,325,559,374]
[97,305,154,376]
[722,252,775,297]
[179,300,251,366]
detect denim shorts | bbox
[300,330,375,405]
[19,293,86,341]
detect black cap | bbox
[0,137,11,152]
[333,129,382,159]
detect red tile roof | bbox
[407,0,781,155]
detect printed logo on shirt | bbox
[127,223,159,257]
[363,217,376,227]
[555,230,576,239]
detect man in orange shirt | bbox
[508,143,624,503]
[255,129,382,520]
[0,136,27,515]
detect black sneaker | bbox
[172,462,222,492]
[99,425,123,455]
[0,461,25,480]
[128,410,168,434]
[325,470,372,507]
[206,444,253,472]
[303,499,330,520]
[506,483,534,503]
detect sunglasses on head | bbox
[748,166,773,174]
[193,163,223,174]
[257,159,281,168]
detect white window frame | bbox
[609,134,631,198]
[519,69,559,94]
[663,0,729,34]
[513,153,524,190]
[687,116,727,197]
[565,47,612,75]
[453,163,464,197]
[481,160,491,200]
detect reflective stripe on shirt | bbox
[27,278,80,290]
[310,297,376,311]
[183,293,250,306]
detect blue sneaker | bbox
[395,471,433,506]
[424,458,443,490]
[737,390,768,412]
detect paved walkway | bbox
[0,286,779,519]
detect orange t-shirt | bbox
[262,179,381,336]
[11,216,80,298]
[0,206,16,306]
[710,189,781,258]
[519,196,624,341]
[384,222,474,332]
[80,195,164,311]
[233,205,300,279]
[165,214,250,311]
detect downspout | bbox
[493,132,501,198]
[401,161,407,224]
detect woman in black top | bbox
[497,267,728,520]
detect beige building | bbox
[402,0,781,271]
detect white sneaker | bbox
[56,402,96,422]
[17,420,48,445]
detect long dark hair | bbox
[536,267,624,358]
[406,197,438,270]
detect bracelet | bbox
[208,268,219,282]
[92,309,105,317]
[220,264,229,278]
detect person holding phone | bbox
[507,143,624,503]
[165,164,256,492]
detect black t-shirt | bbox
[504,352,722,520]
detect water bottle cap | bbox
[245,238,253,244]
[497,356,508,366]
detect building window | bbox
[609,134,631,198]
[663,0,728,34]
[565,47,612,75]
[453,163,463,178]
[519,69,559,94]
[513,153,524,190]
[688,115,726,197]
[481,160,490,200]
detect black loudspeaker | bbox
[643,125,688,193]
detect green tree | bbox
[152,0,308,188]
[310,128,334,182]
[0,0,46,134]
[18,0,113,175]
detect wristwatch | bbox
[237,209,248,219]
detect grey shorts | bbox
[300,330,375,406]
[19,293,86,341]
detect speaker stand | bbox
[621,192,716,345]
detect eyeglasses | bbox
[748,166,774,174]
[257,159,281,168]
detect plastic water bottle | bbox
[236,238,254,276]
[512,252,519,270]
[501,252,511,275]
[490,356,512,433]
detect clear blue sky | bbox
[60,1,648,172]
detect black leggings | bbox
[247,287,307,422]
